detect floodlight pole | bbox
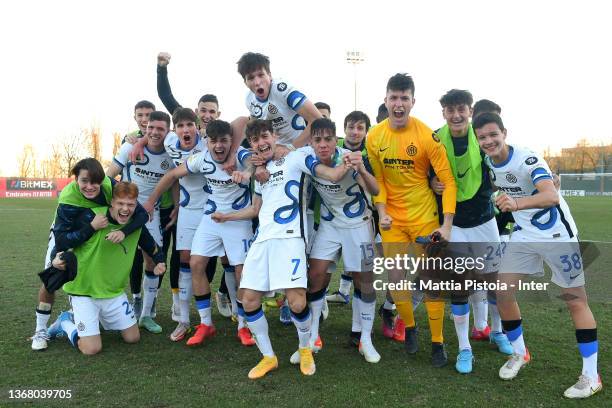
[346,51,364,111]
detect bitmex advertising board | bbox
[0,178,72,198]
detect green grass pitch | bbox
[0,197,610,407]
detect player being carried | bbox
[145,119,256,347]
[474,113,601,399]
[47,182,165,355]
[106,111,176,334]
[31,158,148,351]
[213,119,355,379]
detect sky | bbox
[2,0,611,176]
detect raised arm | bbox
[211,193,262,223]
[156,52,182,115]
[143,164,189,213]
[289,101,323,148]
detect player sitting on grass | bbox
[215,119,352,379]
[47,182,165,355]
[31,158,148,351]
[474,113,601,399]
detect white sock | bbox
[489,302,502,333]
[178,269,192,325]
[505,322,527,356]
[236,300,246,330]
[172,291,179,306]
[35,303,52,331]
[452,303,471,351]
[246,307,274,357]
[470,290,488,330]
[195,296,212,325]
[352,296,362,332]
[359,298,376,345]
[133,292,141,301]
[583,353,598,382]
[339,274,352,296]
[224,269,238,315]
[308,295,325,344]
[141,273,159,318]
[60,319,78,348]
[291,307,312,349]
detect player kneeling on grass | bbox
[218,119,352,379]
[48,182,166,355]
[474,113,601,399]
[287,118,381,364]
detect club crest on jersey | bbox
[406,144,417,156]
[268,103,279,114]
[505,173,518,183]
[77,321,86,332]
[277,82,287,92]
[274,157,285,166]
[250,103,263,118]
[525,156,538,165]
[432,132,440,143]
[160,160,170,170]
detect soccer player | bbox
[366,73,457,367]
[219,119,352,379]
[314,102,331,119]
[151,51,234,318]
[107,111,175,334]
[474,113,601,398]
[31,158,148,351]
[140,107,208,341]
[145,119,256,347]
[123,100,180,324]
[430,90,512,374]
[290,118,380,363]
[47,181,166,355]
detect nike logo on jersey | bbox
[457,168,470,178]
[569,272,582,280]
[379,147,390,152]
[291,276,301,282]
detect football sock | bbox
[451,302,471,350]
[290,305,312,348]
[178,264,192,324]
[60,318,78,348]
[502,319,527,356]
[307,289,326,344]
[576,328,598,382]
[359,292,376,345]
[236,300,246,330]
[141,270,158,318]
[470,290,488,330]
[395,298,416,328]
[194,293,212,326]
[426,300,445,343]
[352,294,362,332]
[488,298,503,333]
[224,266,238,315]
[339,274,352,296]
[245,306,273,357]
[35,302,52,331]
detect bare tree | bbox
[112,131,122,157]
[58,133,88,177]
[17,144,37,177]
[84,124,102,161]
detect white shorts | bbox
[240,237,308,292]
[451,217,501,274]
[145,208,163,247]
[305,209,315,254]
[499,230,585,288]
[310,221,375,272]
[176,207,203,251]
[69,292,136,337]
[191,214,251,265]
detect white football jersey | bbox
[186,147,252,214]
[245,78,308,145]
[486,145,578,240]
[164,132,209,209]
[299,146,372,228]
[253,150,317,243]
[113,143,175,204]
